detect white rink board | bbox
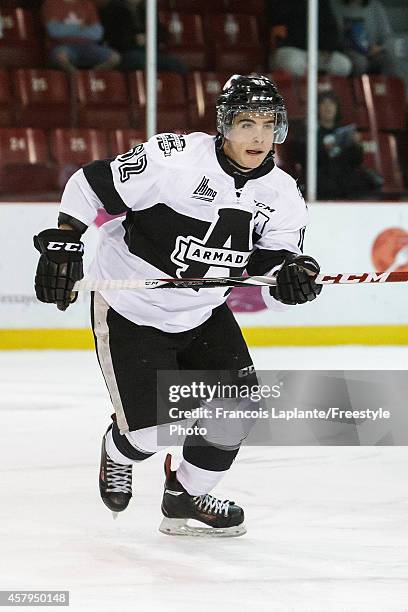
[0,204,99,329]
[239,202,408,328]
[0,202,407,329]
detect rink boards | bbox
[1,201,408,348]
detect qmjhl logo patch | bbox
[191,176,218,202]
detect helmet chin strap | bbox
[225,155,252,172]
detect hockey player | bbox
[33,75,322,537]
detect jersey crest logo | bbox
[170,208,253,279]
[172,236,250,272]
[156,134,186,157]
[191,176,218,202]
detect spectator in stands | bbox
[92,0,187,74]
[267,0,352,77]
[292,91,383,199]
[330,0,397,75]
[41,0,121,73]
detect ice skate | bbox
[99,425,132,518]
[159,454,246,537]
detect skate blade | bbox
[159,517,246,538]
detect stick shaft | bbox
[73,272,408,291]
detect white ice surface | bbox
[0,348,407,612]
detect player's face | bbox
[223,112,276,169]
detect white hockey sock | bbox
[105,428,136,465]
[106,423,171,464]
[176,457,228,496]
[126,423,170,454]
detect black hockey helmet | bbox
[216,74,288,143]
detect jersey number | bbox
[118,145,147,182]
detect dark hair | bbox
[318,90,339,106]
[318,90,341,124]
[341,0,370,5]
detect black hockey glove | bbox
[272,254,322,305]
[33,228,84,311]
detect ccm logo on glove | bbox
[47,241,84,252]
[33,228,84,311]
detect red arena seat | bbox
[1,1,43,7]
[353,75,407,132]
[0,69,13,126]
[109,129,146,157]
[266,72,305,121]
[49,128,109,188]
[0,127,54,193]
[378,132,405,194]
[129,71,188,133]
[187,71,230,131]
[227,0,265,15]
[299,76,357,125]
[360,130,383,186]
[0,8,43,68]
[13,69,71,128]
[274,133,300,178]
[207,14,264,73]
[317,76,357,125]
[159,12,208,70]
[74,71,131,129]
[360,130,404,196]
[167,0,226,13]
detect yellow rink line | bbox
[1,326,408,349]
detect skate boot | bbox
[159,454,246,537]
[99,424,132,517]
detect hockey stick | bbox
[73,271,408,291]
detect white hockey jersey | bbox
[59,132,309,332]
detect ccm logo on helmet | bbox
[47,241,84,252]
